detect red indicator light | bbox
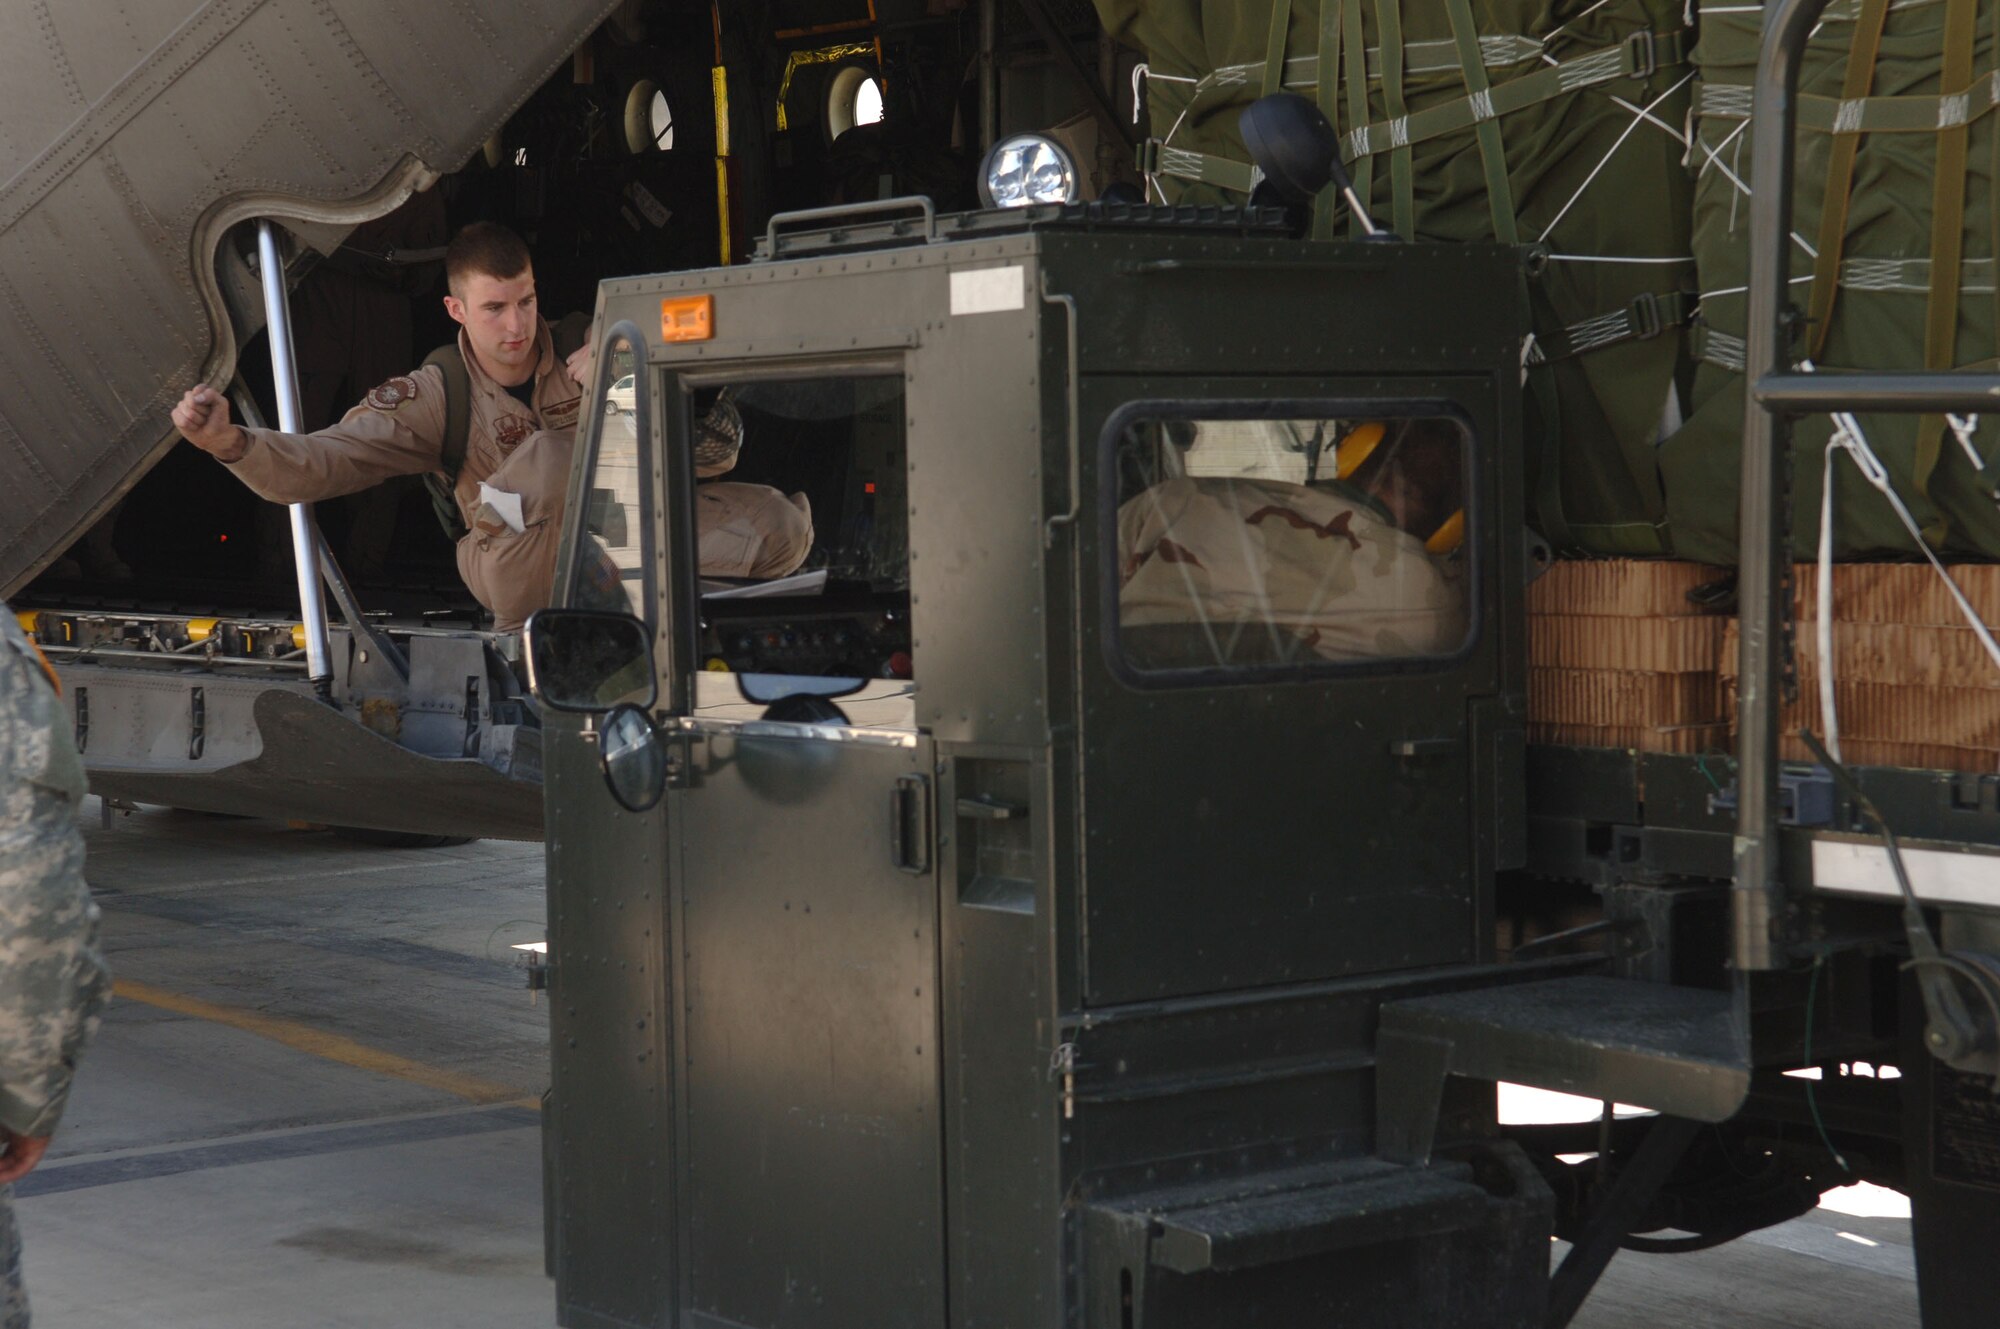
[864,483,876,494]
[218,534,228,542]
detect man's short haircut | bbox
[445,221,532,298]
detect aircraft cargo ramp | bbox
[81,681,543,841]
[0,1,624,835]
[0,0,620,594]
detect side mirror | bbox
[1239,93,1339,202]
[524,609,658,713]
[599,702,668,812]
[1239,93,1393,239]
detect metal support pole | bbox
[1012,0,1135,149]
[229,381,408,682]
[1757,371,2000,413]
[1544,1116,1702,1329]
[254,220,336,701]
[1734,0,1826,973]
[979,0,999,152]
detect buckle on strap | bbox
[1627,291,1665,341]
[1138,138,1162,177]
[1623,31,1657,80]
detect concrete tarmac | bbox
[14,798,1923,1328]
[24,800,550,1329]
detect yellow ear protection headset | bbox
[1331,423,1465,555]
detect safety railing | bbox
[1734,0,2000,971]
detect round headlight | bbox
[979,134,1079,209]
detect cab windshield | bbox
[680,373,914,726]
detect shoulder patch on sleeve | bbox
[366,375,421,411]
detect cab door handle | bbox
[891,773,932,875]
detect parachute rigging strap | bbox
[1184,30,1616,110]
[1524,290,1696,364]
[1342,31,1684,163]
[1442,0,1520,243]
[1340,0,1373,238]
[1803,0,1892,363]
[1375,0,1416,238]
[1148,28,1690,198]
[1262,0,1292,98]
[1693,70,2000,134]
[1142,140,1262,194]
[1915,0,1984,544]
[1311,0,1344,240]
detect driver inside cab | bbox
[1116,417,1467,663]
[686,394,813,579]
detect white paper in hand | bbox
[477,482,526,534]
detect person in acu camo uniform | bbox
[0,605,111,1328]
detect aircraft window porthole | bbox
[624,80,675,154]
[826,65,885,140]
[651,90,675,151]
[855,78,883,128]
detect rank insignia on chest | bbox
[366,375,420,411]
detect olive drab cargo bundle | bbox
[1661,0,2000,563]
[1094,0,1697,555]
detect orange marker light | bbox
[661,295,714,343]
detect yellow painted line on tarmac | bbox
[114,979,538,1109]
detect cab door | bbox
[545,326,679,1327]
[1075,380,1513,1006]
[660,366,946,1329]
[672,727,942,1329]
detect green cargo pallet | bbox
[1096,0,1698,555]
[1663,0,2000,564]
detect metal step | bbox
[1376,975,1749,1165]
[1086,1157,1491,1276]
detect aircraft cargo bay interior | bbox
[0,0,1992,1326]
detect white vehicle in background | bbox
[606,374,636,415]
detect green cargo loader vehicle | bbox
[4,0,1998,1321]
[521,3,2000,1325]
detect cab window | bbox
[568,335,653,621]
[1108,407,1473,678]
[679,374,914,726]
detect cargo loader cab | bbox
[529,204,1601,1329]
